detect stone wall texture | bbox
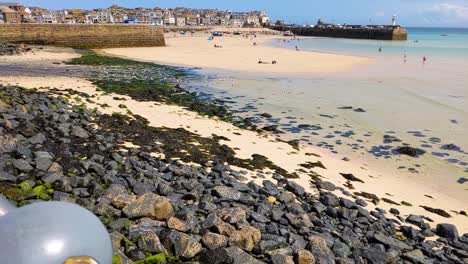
[0,24,165,49]
[269,25,408,41]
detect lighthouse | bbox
[392,15,397,27]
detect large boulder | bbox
[213,186,241,200]
[123,193,173,220]
[218,207,247,224]
[202,232,229,250]
[229,225,262,252]
[436,223,459,241]
[306,235,335,264]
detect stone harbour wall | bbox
[0,24,165,49]
[269,25,408,41]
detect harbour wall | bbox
[0,24,166,49]
[269,25,408,40]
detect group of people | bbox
[379,47,428,64]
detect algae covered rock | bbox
[123,193,173,220]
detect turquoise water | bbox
[272,27,468,59]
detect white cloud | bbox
[422,3,468,24]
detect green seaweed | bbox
[401,201,413,206]
[112,254,122,264]
[32,185,53,200]
[135,253,167,264]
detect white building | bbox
[85,13,98,24]
[97,10,114,23]
[247,15,260,26]
[176,16,186,26]
[261,15,270,25]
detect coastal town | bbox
[0,2,270,27]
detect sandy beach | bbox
[102,31,371,75]
[1,71,466,233]
[0,30,466,236]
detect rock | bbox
[71,126,90,138]
[103,184,136,209]
[229,225,262,252]
[164,231,202,259]
[319,194,339,207]
[12,159,33,172]
[362,247,388,264]
[316,180,336,191]
[271,254,294,264]
[250,211,270,223]
[436,223,459,241]
[406,214,425,228]
[285,181,305,196]
[29,133,46,144]
[395,146,425,157]
[225,247,265,264]
[137,228,167,254]
[267,196,276,204]
[167,216,191,232]
[402,249,426,263]
[213,223,236,237]
[200,246,265,264]
[218,207,247,224]
[296,249,315,264]
[306,235,335,264]
[202,232,229,250]
[255,240,289,255]
[35,158,52,171]
[0,172,16,182]
[213,186,241,200]
[332,241,351,258]
[123,193,173,220]
[372,232,411,250]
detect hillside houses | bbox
[0,2,270,27]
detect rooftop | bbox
[0,6,17,12]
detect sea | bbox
[187,27,468,194]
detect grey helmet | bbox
[0,198,112,264]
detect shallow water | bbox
[185,27,468,192]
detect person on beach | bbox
[295,46,299,51]
[423,56,427,64]
[404,51,407,63]
[379,46,382,52]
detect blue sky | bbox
[21,0,468,27]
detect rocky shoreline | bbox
[1,83,467,264]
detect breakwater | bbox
[0,24,165,49]
[269,25,407,40]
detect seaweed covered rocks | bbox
[0,85,467,263]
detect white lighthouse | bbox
[392,15,397,27]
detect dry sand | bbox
[0,47,81,63]
[102,32,371,75]
[1,74,466,233]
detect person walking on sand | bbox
[423,56,427,65]
[403,51,407,63]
